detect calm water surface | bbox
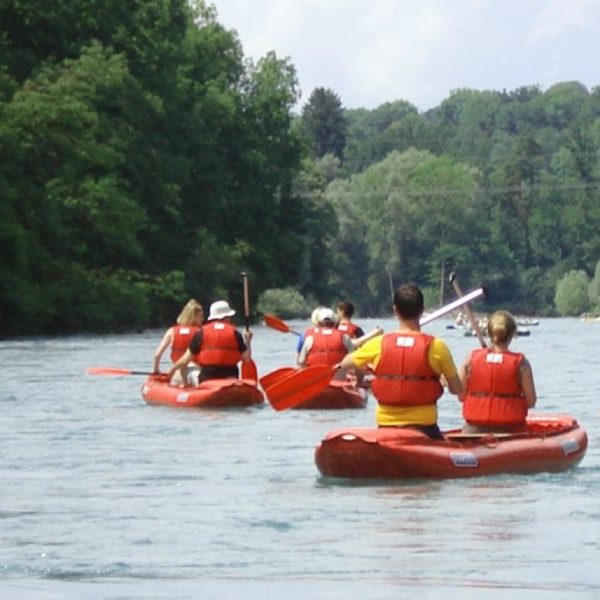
[1,318,599,599]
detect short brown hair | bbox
[393,284,424,320]
[337,301,354,318]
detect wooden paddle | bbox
[262,286,487,411]
[241,271,258,382]
[259,366,295,390]
[87,367,156,376]
[264,365,336,411]
[263,314,302,336]
[449,272,487,347]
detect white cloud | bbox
[210,0,600,111]
[529,0,599,41]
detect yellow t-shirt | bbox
[352,332,458,426]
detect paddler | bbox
[459,310,537,433]
[297,307,355,380]
[338,283,463,439]
[152,299,204,385]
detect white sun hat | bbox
[316,307,336,324]
[207,300,236,321]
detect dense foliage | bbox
[332,85,600,316]
[1,2,599,335]
[1,0,308,334]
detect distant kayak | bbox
[141,374,264,408]
[315,414,587,480]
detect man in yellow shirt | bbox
[339,283,463,439]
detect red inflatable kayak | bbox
[141,375,264,408]
[292,379,367,410]
[315,414,587,479]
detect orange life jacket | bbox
[194,321,242,367]
[371,333,443,406]
[463,348,528,427]
[303,325,318,338]
[337,320,360,338]
[170,325,200,362]
[306,327,347,367]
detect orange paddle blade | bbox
[259,367,296,390]
[265,365,336,411]
[263,314,301,336]
[241,359,258,383]
[86,367,153,376]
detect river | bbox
[1,317,599,599]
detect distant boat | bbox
[517,318,540,326]
[580,313,600,322]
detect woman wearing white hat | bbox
[169,300,253,385]
[297,307,354,380]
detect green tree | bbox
[554,270,590,315]
[0,44,153,332]
[588,260,600,311]
[344,100,421,174]
[301,87,347,160]
[327,149,484,314]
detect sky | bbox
[208,0,600,112]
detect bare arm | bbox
[520,358,537,408]
[153,328,173,373]
[168,348,193,382]
[241,329,253,362]
[457,358,470,402]
[297,335,313,367]
[339,352,357,370]
[445,373,464,397]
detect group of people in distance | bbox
[153,284,537,437]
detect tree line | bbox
[1,1,599,336]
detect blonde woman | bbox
[153,299,204,384]
[459,310,537,433]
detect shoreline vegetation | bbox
[1,2,599,336]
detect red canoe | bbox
[292,379,367,410]
[315,414,587,479]
[141,375,264,408]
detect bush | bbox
[554,270,590,316]
[588,260,600,312]
[257,287,310,319]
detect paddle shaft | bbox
[242,271,250,331]
[263,314,302,336]
[449,273,487,347]
[420,287,486,325]
[87,367,156,376]
[240,272,258,382]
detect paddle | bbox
[87,367,156,376]
[263,314,302,336]
[259,366,296,390]
[262,286,487,411]
[351,326,383,348]
[241,271,258,382]
[419,286,487,325]
[449,272,487,348]
[264,365,336,411]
